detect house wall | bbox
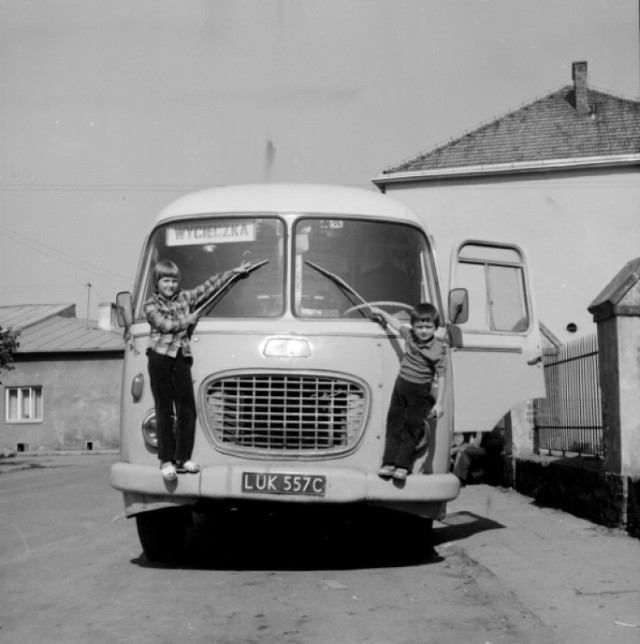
[1,353,123,451]
[382,167,640,344]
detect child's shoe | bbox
[392,467,408,481]
[378,464,395,478]
[176,460,201,474]
[160,461,177,481]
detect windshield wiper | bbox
[189,260,269,333]
[304,259,386,328]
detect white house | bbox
[373,61,640,343]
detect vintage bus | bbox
[110,183,544,561]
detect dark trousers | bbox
[382,377,432,470]
[147,349,197,464]
[452,445,486,484]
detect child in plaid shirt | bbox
[144,259,249,481]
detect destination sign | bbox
[166,221,256,246]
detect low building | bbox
[0,303,124,452]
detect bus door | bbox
[448,240,545,432]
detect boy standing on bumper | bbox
[144,259,249,482]
[371,303,449,481]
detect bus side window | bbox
[454,243,530,333]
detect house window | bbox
[5,386,43,423]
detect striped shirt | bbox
[397,325,448,385]
[144,271,233,358]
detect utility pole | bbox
[86,282,92,328]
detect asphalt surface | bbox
[1,452,639,643]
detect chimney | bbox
[572,61,589,115]
[98,302,117,332]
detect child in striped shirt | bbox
[371,303,449,482]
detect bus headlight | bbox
[141,409,159,449]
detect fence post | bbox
[588,257,640,477]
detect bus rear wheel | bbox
[135,507,191,563]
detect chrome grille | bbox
[202,373,367,454]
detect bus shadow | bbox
[432,511,505,545]
[132,505,446,571]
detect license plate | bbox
[241,472,326,497]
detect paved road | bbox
[1,453,638,644]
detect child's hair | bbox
[153,260,181,286]
[410,302,440,327]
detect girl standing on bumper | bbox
[144,259,248,481]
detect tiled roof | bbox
[380,85,640,176]
[0,304,124,353]
[0,304,76,331]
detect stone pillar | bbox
[509,400,536,458]
[588,257,640,477]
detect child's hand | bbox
[428,404,444,419]
[232,260,251,276]
[368,307,387,326]
[187,312,199,326]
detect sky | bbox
[1,0,639,334]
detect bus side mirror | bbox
[116,291,133,330]
[448,288,469,324]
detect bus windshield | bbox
[294,218,435,319]
[136,215,436,320]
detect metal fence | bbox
[533,333,603,457]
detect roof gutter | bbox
[372,154,640,187]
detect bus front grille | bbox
[201,373,367,455]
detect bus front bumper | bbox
[110,461,461,517]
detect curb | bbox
[1,449,119,459]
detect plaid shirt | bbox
[144,271,233,358]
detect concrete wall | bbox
[509,455,640,539]
[1,353,123,451]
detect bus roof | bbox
[154,183,422,227]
